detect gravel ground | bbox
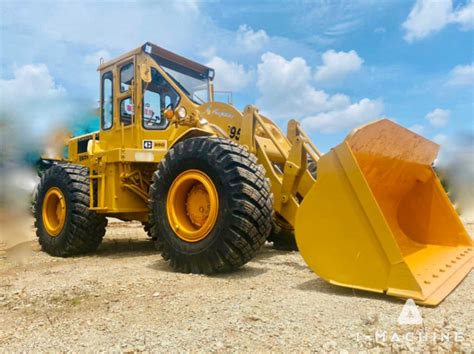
[0,219,473,352]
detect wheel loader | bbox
[35,42,472,305]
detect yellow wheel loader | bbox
[35,42,472,305]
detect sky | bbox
[0,0,473,153]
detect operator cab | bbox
[98,42,215,137]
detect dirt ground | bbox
[0,219,473,352]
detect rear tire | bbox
[34,164,107,256]
[148,137,273,274]
[308,159,317,179]
[268,215,298,251]
[142,222,156,240]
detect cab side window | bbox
[120,62,134,126]
[143,68,180,130]
[120,97,133,126]
[101,72,113,130]
[120,63,134,92]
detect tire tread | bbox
[34,163,107,256]
[148,137,272,273]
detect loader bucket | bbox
[295,119,473,305]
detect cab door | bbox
[137,63,186,153]
[99,57,138,150]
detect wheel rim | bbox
[42,187,66,237]
[167,170,219,243]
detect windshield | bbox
[161,66,209,104]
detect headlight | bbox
[177,107,187,119]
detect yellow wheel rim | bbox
[42,187,67,237]
[167,170,219,243]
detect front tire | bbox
[34,164,107,256]
[148,137,273,274]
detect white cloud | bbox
[402,0,452,42]
[84,49,111,66]
[199,46,217,59]
[256,52,382,133]
[0,64,65,101]
[206,56,253,91]
[1,1,208,55]
[257,53,346,119]
[402,0,474,42]
[173,0,201,15]
[236,25,269,52]
[324,19,362,36]
[314,49,363,82]
[425,108,450,127]
[446,63,474,86]
[452,1,474,29]
[409,124,426,135]
[433,133,448,145]
[0,64,74,144]
[302,98,384,134]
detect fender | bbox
[169,127,215,149]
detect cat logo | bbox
[143,140,167,151]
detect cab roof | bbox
[98,42,214,80]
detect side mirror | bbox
[140,63,152,83]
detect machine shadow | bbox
[145,244,282,278]
[252,244,292,261]
[93,238,157,259]
[91,235,295,281]
[82,238,405,303]
[296,278,403,305]
[146,258,269,279]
